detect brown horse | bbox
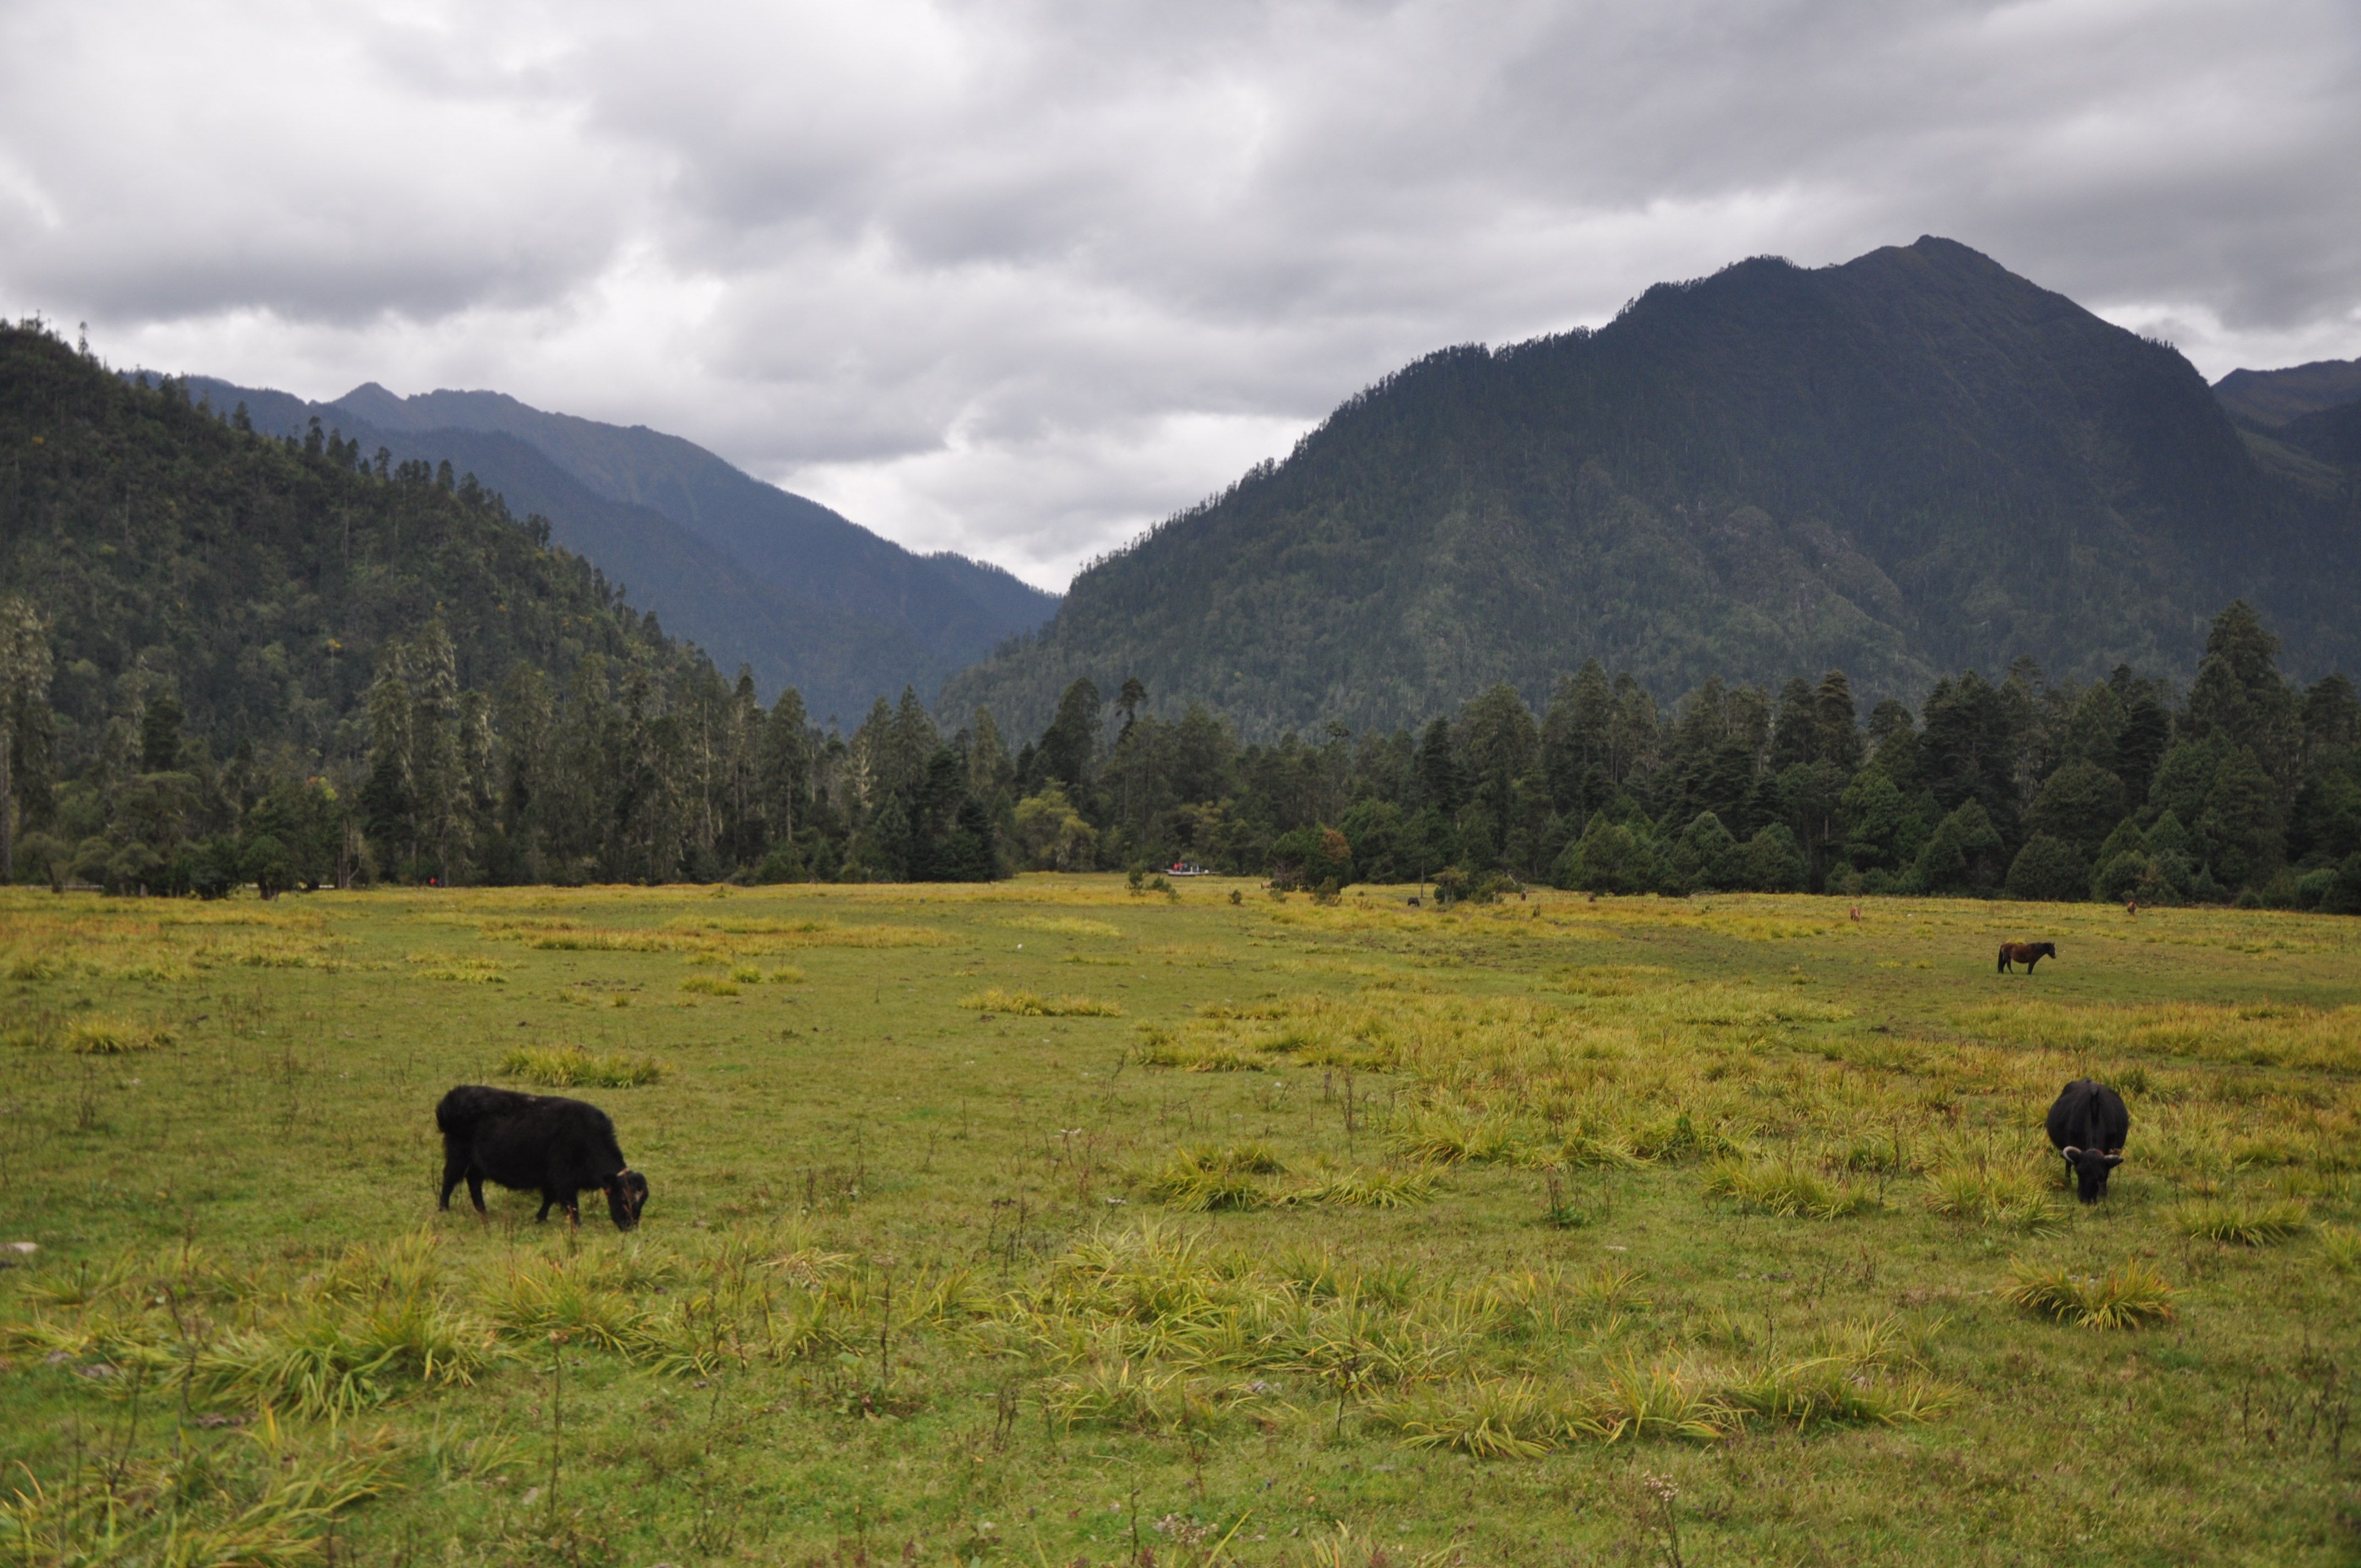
[1998,941,2056,974]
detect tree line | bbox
[6,586,2358,913]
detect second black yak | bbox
[2044,1078,2129,1202]
[435,1085,649,1229]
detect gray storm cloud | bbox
[4,0,2357,589]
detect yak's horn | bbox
[2060,1146,2082,1158]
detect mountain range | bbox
[181,377,1058,723]
[945,238,2361,739]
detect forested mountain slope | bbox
[173,386,954,724]
[188,377,1058,712]
[4,324,700,771]
[946,237,2360,739]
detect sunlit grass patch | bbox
[1136,1144,1283,1211]
[1003,915,1125,939]
[1998,1258,2178,1329]
[1038,1362,1264,1433]
[2167,1197,2309,1245]
[0,1414,393,1564]
[499,1043,668,1088]
[1701,1158,1878,1218]
[1279,1164,1438,1209]
[64,1014,176,1054]
[1373,1376,1559,1456]
[1955,997,2361,1072]
[959,987,1121,1017]
[680,974,741,997]
[1922,1166,2061,1232]
[1389,1104,1532,1165]
[405,950,512,983]
[2321,1225,2361,1272]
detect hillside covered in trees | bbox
[958,599,2361,912]
[187,374,1058,725]
[946,237,2361,741]
[6,315,2359,914]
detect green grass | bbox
[1,880,2358,1563]
[500,1042,670,1088]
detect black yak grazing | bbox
[2045,1079,2129,1203]
[435,1085,648,1229]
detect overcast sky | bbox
[5,0,2357,591]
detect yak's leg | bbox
[466,1173,488,1215]
[439,1152,467,1211]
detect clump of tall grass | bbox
[680,973,741,997]
[479,1255,650,1352]
[65,1014,175,1054]
[1923,1167,2061,1233]
[1137,1144,1283,1211]
[1373,1335,1955,1455]
[499,1043,667,1087]
[2321,1225,2361,1272]
[1998,1258,2177,1329]
[1701,1158,1878,1218]
[0,1414,392,1566]
[199,1292,504,1417]
[1280,1165,1438,1209]
[1375,1376,1559,1456]
[1389,1104,1530,1164]
[1038,1361,1261,1433]
[405,950,512,983]
[2167,1198,2308,1246]
[959,987,1122,1017]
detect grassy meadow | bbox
[1,878,2358,1566]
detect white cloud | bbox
[5,0,2357,592]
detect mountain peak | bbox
[945,237,2349,740]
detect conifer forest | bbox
[3,320,2357,914]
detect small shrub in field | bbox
[1998,1258,2177,1329]
[958,987,1121,1017]
[500,1043,667,1088]
[728,963,764,984]
[1923,1167,2060,1233]
[766,965,806,984]
[680,974,740,997]
[2321,1225,2361,1272]
[66,1015,175,1054]
[2168,1198,2308,1246]
[1701,1158,1876,1218]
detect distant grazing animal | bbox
[434,1085,648,1229]
[2045,1079,2129,1203]
[1998,940,2056,974]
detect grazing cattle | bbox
[434,1085,648,1229]
[2045,1079,2129,1203]
[1998,940,2057,974]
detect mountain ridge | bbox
[945,237,2357,739]
[2212,357,2361,427]
[179,375,1057,722]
